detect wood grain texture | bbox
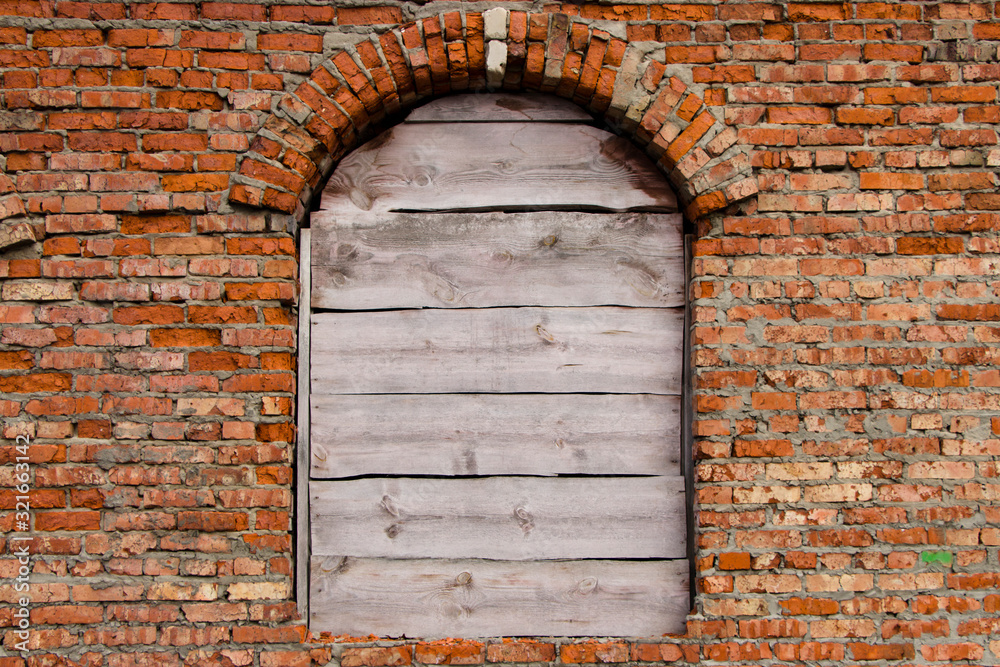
[296,228,312,618]
[310,393,681,478]
[310,557,690,637]
[320,122,678,214]
[310,306,683,395]
[310,476,686,560]
[311,211,684,309]
[405,93,595,123]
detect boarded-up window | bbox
[304,94,689,637]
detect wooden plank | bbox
[405,93,594,123]
[310,306,683,395]
[310,557,689,637]
[311,212,684,309]
[320,123,677,214]
[296,228,311,619]
[310,394,681,478]
[310,476,686,560]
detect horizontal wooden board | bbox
[311,476,686,560]
[405,93,595,123]
[311,211,684,309]
[310,393,682,478]
[320,123,678,214]
[311,307,683,395]
[310,557,689,637]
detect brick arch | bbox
[228,9,757,223]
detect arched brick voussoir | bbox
[603,57,757,221]
[227,9,756,223]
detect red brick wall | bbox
[1,1,999,665]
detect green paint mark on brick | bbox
[921,551,952,565]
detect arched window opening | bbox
[298,93,691,637]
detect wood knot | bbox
[409,168,435,187]
[385,523,402,539]
[348,189,373,211]
[535,325,555,343]
[456,571,473,585]
[381,494,400,517]
[513,505,534,535]
[577,577,598,594]
[430,281,457,303]
[491,249,515,264]
[320,556,349,574]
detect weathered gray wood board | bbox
[310,557,690,637]
[320,123,678,214]
[296,228,312,618]
[406,93,594,123]
[311,476,686,560]
[311,307,683,395]
[311,212,685,309]
[310,394,681,478]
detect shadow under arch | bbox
[226,10,757,226]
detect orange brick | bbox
[337,6,403,25]
[560,643,629,664]
[768,106,833,124]
[788,3,849,21]
[860,172,925,190]
[864,43,924,62]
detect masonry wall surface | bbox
[0,1,999,666]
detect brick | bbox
[413,642,484,665]
[487,642,555,663]
[931,85,997,103]
[34,29,102,47]
[338,6,403,25]
[860,172,924,190]
[560,643,629,663]
[788,3,849,21]
[864,43,924,63]
[156,91,225,111]
[258,33,324,53]
[941,129,998,147]
[161,173,230,192]
[35,510,100,531]
[147,582,218,602]
[836,108,894,126]
[177,511,249,532]
[199,2,266,20]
